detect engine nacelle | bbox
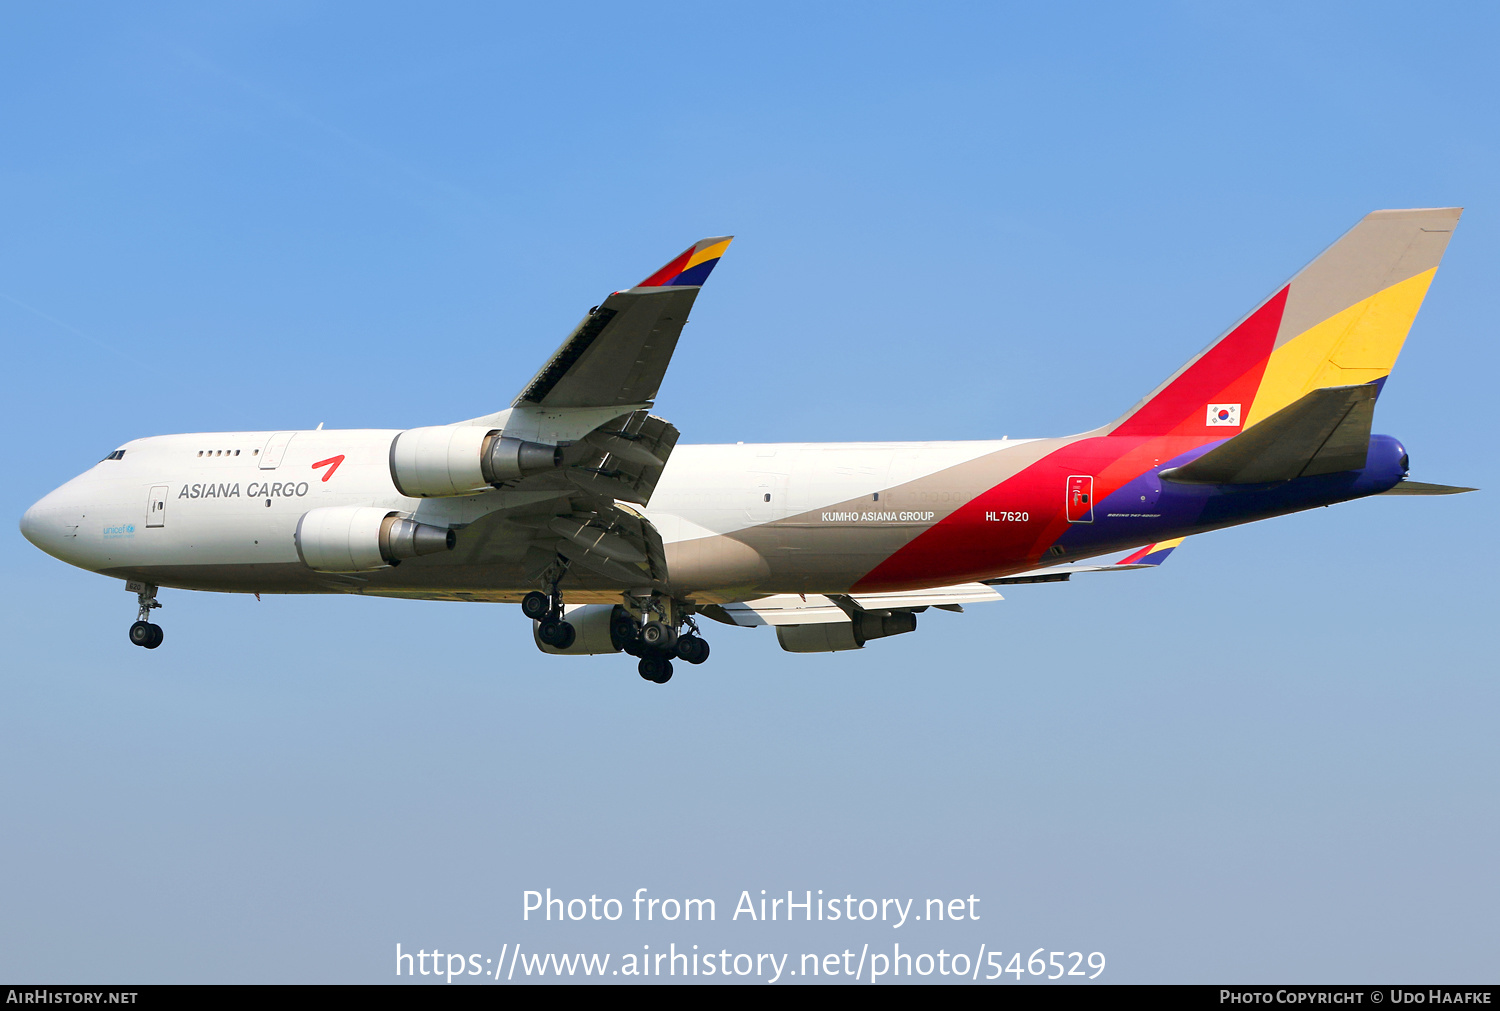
[776,611,918,653]
[295,506,454,573]
[389,426,561,497]
[534,604,634,656]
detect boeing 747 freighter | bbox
[21,211,1474,682]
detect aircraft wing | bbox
[511,237,733,411]
[455,239,732,594]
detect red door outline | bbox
[1066,475,1094,523]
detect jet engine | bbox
[776,611,918,653]
[295,506,455,573]
[389,426,562,497]
[534,604,636,656]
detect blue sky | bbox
[2,2,1496,983]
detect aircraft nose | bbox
[20,499,47,548]
[20,489,70,557]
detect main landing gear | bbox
[617,599,710,685]
[127,581,164,649]
[522,574,711,685]
[523,588,577,650]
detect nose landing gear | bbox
[126,581,164,649]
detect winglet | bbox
[636,236,734,288]
[1117,537,1184,567]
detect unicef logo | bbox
[126,524,135,533]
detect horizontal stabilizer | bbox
[987,538,1184,585]
[1160,384,1377,485]
[1380,481,1478,496]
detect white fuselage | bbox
[21,428,1030,603]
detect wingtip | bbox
[637,236,734,288]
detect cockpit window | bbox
[101,450,126,461]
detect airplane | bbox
[19,209,1476,684]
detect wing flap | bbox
[561,410,680,506]
[715,594,850,627]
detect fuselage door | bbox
[259,432,296,469]
[748,473,788,524]
[1066,475,1094,523]
[146,485,168,528]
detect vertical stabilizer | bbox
[1110,208,1460,438]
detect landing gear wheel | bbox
[637,656,673,683]
[674,634,709,665]
[611,614,639,649]
[129,621,154,648]
[538,618,576,649]
[521,591,551,621]
[145,624,164,649]
[639,620,676,650]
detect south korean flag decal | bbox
[1206,403,1241,427]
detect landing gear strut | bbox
[127,582,163,649]
[526,565,576,650]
